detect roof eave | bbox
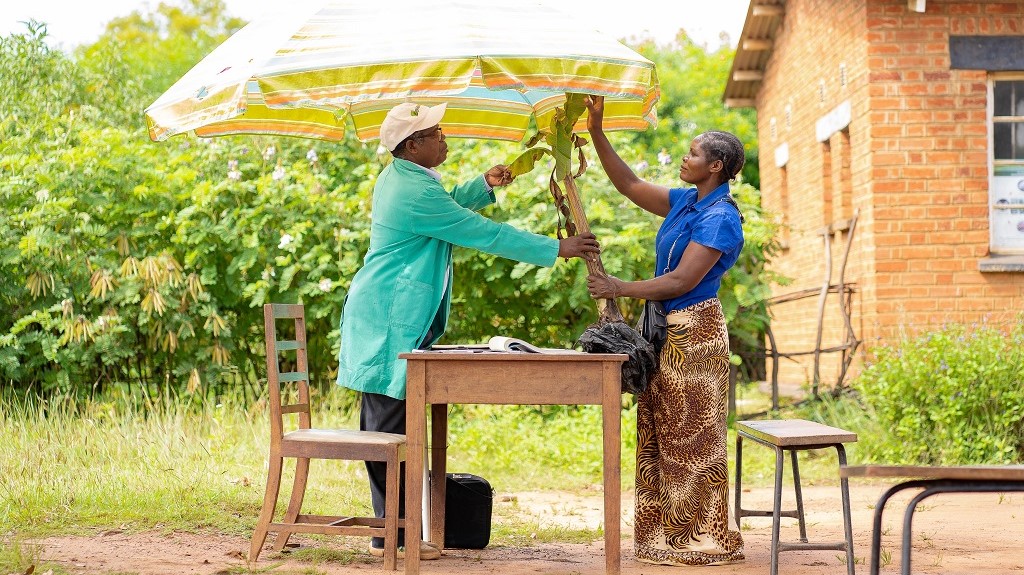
[722,1,787,109]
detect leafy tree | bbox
[1,10,780,400]
[1,25,374,397]
[628,36,760,188]
[81,0,246,108]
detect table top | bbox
[738,418,858,446]
[401,348,627,405]
[401,350,628,361]
[842,465,1024,481]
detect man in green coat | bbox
[337,102,599,559]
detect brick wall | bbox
[754,0,1024,389]
[757,0,873,388]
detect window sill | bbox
[978,255,1024,273]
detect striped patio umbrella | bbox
[144,0,659,143]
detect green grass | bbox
[0,537,68,575]
[0,384,864,573]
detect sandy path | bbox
[35,483,1024,575]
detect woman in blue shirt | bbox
[584,96,745,566]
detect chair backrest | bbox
[263,303,313,441]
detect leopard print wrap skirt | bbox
[633,297,745,566]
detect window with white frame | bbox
[990,75,1024,253]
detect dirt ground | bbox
[34,483,1023,575]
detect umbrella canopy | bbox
[144,0,659,143]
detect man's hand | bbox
[485,165,515,188]
[557,232,601,259]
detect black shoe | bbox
[368,540,441,560]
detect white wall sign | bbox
[816,100,852,142]
[775,143,789,168]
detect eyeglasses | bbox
[393,125,443,153]
[412,125,443,142]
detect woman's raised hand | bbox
[584,95,605,133]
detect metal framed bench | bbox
[841,465,1024,575]
[735,419,857,575]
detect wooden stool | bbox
[734,419,857,575]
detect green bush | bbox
[0,27,378,395]
[2,13,778,399]
[853,320,1024,464]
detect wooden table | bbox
[400,349,628,575]
[842,465,1024,575]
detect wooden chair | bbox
[251,303,407,569]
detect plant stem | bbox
[561,174,624,323]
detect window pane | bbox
[994,81,1024,116]
[1017,123,1024,159]
[995,122,1012,159]
[995,82,1012,116]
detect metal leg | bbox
[900,487,938,575]
[735,433,744,524]
[868,479,932,575]
[790,450,808,542]
[771,446,785,575]
[836,445,855,575]
[895,481,1024,575]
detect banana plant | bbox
[506,93,624,324]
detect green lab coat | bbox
[336,158,559,399]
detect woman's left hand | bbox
[587,272,624,299]
[485,165,515,187]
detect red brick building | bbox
[724,0,1024,389]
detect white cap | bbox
[379,102,447,152]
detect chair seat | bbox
[737,419,857,447]
[283,428,406,446]
[280,429,407,461]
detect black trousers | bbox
[360,390,408,546]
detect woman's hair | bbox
[696,131,745,183]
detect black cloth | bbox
[360,390,408,547]
[361,328,436,548]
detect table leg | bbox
[770,446,784,575]
[835,445,855,575]
[603,363,621,575]
[734,434,744,522]
[895,481,1024,575]
[790,450,808,542]
[900,486,940,575]
[405,362,427,575]
[430,404,448,547]
[868,480,930,575]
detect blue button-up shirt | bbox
[655,182,744,312]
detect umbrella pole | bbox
[562,174,625,324]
